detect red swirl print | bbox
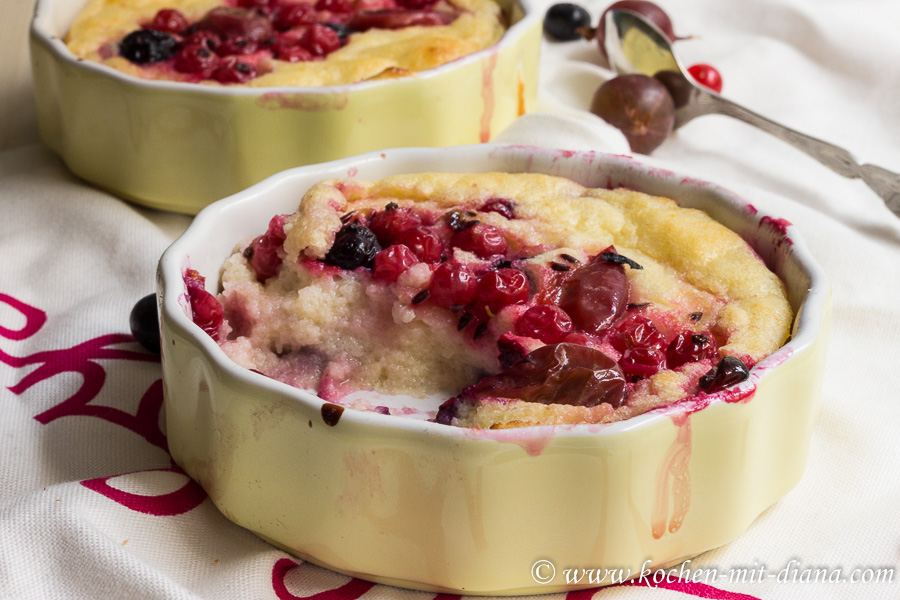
[272,559,377,600]
[0,293,47,340]
[81,467,207,516]
[566,577,762,599]
[1,326,163,447]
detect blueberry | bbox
[119,29,179,64]
[324,223,382,270]
[129,294,161,354]
[543,3,591,42]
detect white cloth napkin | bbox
[2,0,900,598]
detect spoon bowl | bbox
[603,9,900,214]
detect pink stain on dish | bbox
[464,427,555,456]
[651,414,692,539]
[272,559,376,600]
[81,467,207,516]
[480,52,498,143]
[256,92,350,112]
[759,216,794,246]
[745,204,759,216]
[346,167,358,178]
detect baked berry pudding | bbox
[185,172,792,428]
[65,0,507,85]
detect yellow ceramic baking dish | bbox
[29,0,540,214]
[157,144,830,594]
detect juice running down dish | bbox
[65,0,507,85]
[183,172,793,428]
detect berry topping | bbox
[429,262,478,308]
[324,22,355,43]
[244,215,287,282]
[182,30,220,51]
[372,244,419,282]
[129,293,160,354]
[514,305,574,343]
[396,0,438,8]
[397,226,445,263]
[213,57,257,83]
[174,43,220,74]
[451,223,508,258]
[183,269,224,341]
[369,205,423,246]
[559,253,629,334]
[299,22,343,55]
[460,343,627,408]
[475,268,530,316]
[350,9,455,31]
[666,331,717,369]
[479,198,517,219]
[215,36,257,56]
[195,7,274,42]
[316,0,355,13]
[273,3,318,30]
[119,29,178,64]
[699,356,750,393]
[147,9,189,34]
[607,314,665,352]
[619,346,667,381]
[273,40,314,62]
[324,223,382,270]
[543,3,591,41]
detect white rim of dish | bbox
[30,0,538,96]
[159,144,829,441]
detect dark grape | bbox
[119,29,178,64]
[559,253,629,334]
[591,74,675,154]
[543,3,592,41]
[129,294,160,354]
[595,1,677,59]
[462,343,627,408]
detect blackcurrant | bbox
[324,223,382,270]
[543,3,591,41]
[119,29,178,64]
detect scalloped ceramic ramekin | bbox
[29,0,539,215]
[158,144,830,595]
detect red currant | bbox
[666,331,718,369]
[451,223,508,258]
[372,244,419,282]
[273,3,317,30]
[148,9,189,34]
[215,36,257,56]
[687,64,723,94]
[475,268,530,316]
[273,40,314,62]
[607,314,665,352]
[183,269,224,341]
[369,205,422,246]
[245,215,287,281]
[316,0,354,12]
[299,24,342,56]
[429,262,477,308]
[212,57,257,83]
[620,346,667,381]
[479,198,516,219]
[174,43,220,75]
[514,305,574,344]
[397,226,445,264]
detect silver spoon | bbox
[604,9,900,216]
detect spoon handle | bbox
[694,91,900,214]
